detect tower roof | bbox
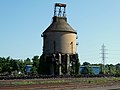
[43,16,77,34]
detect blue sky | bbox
[0,0,120,64]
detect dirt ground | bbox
[0,78,120,90]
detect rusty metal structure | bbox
[40,3,79,75]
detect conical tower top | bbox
[42,3,77,35]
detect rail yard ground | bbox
[0,77,120,90]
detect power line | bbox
[109,50,120,51]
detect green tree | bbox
[2,63,12,74]
[18,60,25,73]
[32,56,40,73]
[116,63,120,74]
[83,62,90,66]
[24,58,32,65]
[10,59,19,71]
[105,64,115,74]
[31,66,37,73]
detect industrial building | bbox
[25,65,32,73]
[39,3,79,76]
[80,66,101,75]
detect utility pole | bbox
[101,44,107,74]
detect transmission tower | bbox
[101,44,107,74]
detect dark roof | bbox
[43,16,77,34]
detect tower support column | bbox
[67,54,70,75]
[50,58,54,75]
[58,53,62,75]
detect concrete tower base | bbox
[39,53,80,76]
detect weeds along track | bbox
[0,74,120,80]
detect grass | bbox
[13,81,35,85]
[12,79,69,85]
[5,77,120,86]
